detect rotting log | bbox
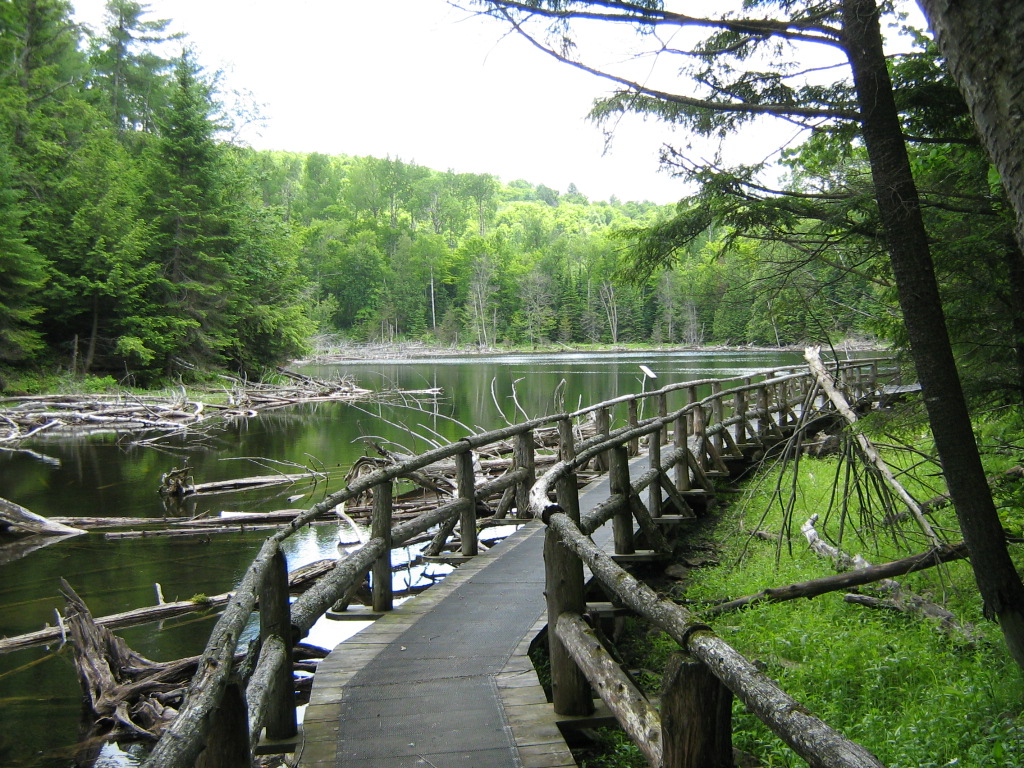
[0,496,86,537]
[0,560,336,656]
[555,612,660,765]
[707,542,970,616]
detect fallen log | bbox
[705,542,970,616]
[801,515,977,641]
[61,580,191,740]
[0,496,86,537]
[0,559,337,656]
[804,346,941,547]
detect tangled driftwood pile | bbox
[0,368,432,445]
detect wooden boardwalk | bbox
[299,468,626,768]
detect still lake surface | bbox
[0,349,813,766]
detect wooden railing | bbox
[141,357,894,768]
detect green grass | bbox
[614,446,1024,767]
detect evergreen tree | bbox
[144,49,235,375]
[87,0,181,136]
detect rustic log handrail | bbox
[140,357,893,768]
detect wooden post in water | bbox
[372,481,394,610]
[595,406,610,471]
[194,680,249,768]
[514,431,535,520]
[609,446,635,554]
[545,472,594,716]
[661,653,733,768]
[627,399,640,456]
[456,451,478,555]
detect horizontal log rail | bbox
[139,357,895,768]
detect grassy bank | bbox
[598,442,1024,767]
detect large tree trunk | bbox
[915,1,1024,249]
[914,1,1024,400]
[842,0,1024,668]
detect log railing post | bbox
[609,445,635,554]
[545,473,594,716]
[734,380,749,445]
[627,399,640,456]
[674,412,692,495]
[661,653,733,768]
[691,403,707,471]
[195,680,250,768]
[260,549,297,740]
[371,481,394,611]
[658,392,669,427]
[557,416,576,462]
[456,451,478,555]
[648,425,663,518]
[710,382,724,455]
[595,406,611,471]
[756,384,769,439]
[686,385,697,436]
[514,431,536,520]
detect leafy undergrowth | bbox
[606,448,1024,768]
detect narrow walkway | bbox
[299,470,624,768]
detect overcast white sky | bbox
[66,0,715,203]
[69,1,925,205]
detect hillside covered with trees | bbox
[0,0,886,388]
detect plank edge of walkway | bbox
[297,520,579,768]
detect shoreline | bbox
[300,339,888,365]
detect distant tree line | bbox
[0,0,881,387]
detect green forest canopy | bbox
[1,0,1017,395]
[0,0,886,386]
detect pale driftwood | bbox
[0,559,336,656]
[0,496,86,536]
[556,613,659,764]
[61,580,192,740]
[804,346,941,547]
[801,516,977,641]
[706,542,970,616]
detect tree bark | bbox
[915,1,1024,249]
[842,0,1024,668]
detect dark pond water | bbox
[0,349,811,766]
